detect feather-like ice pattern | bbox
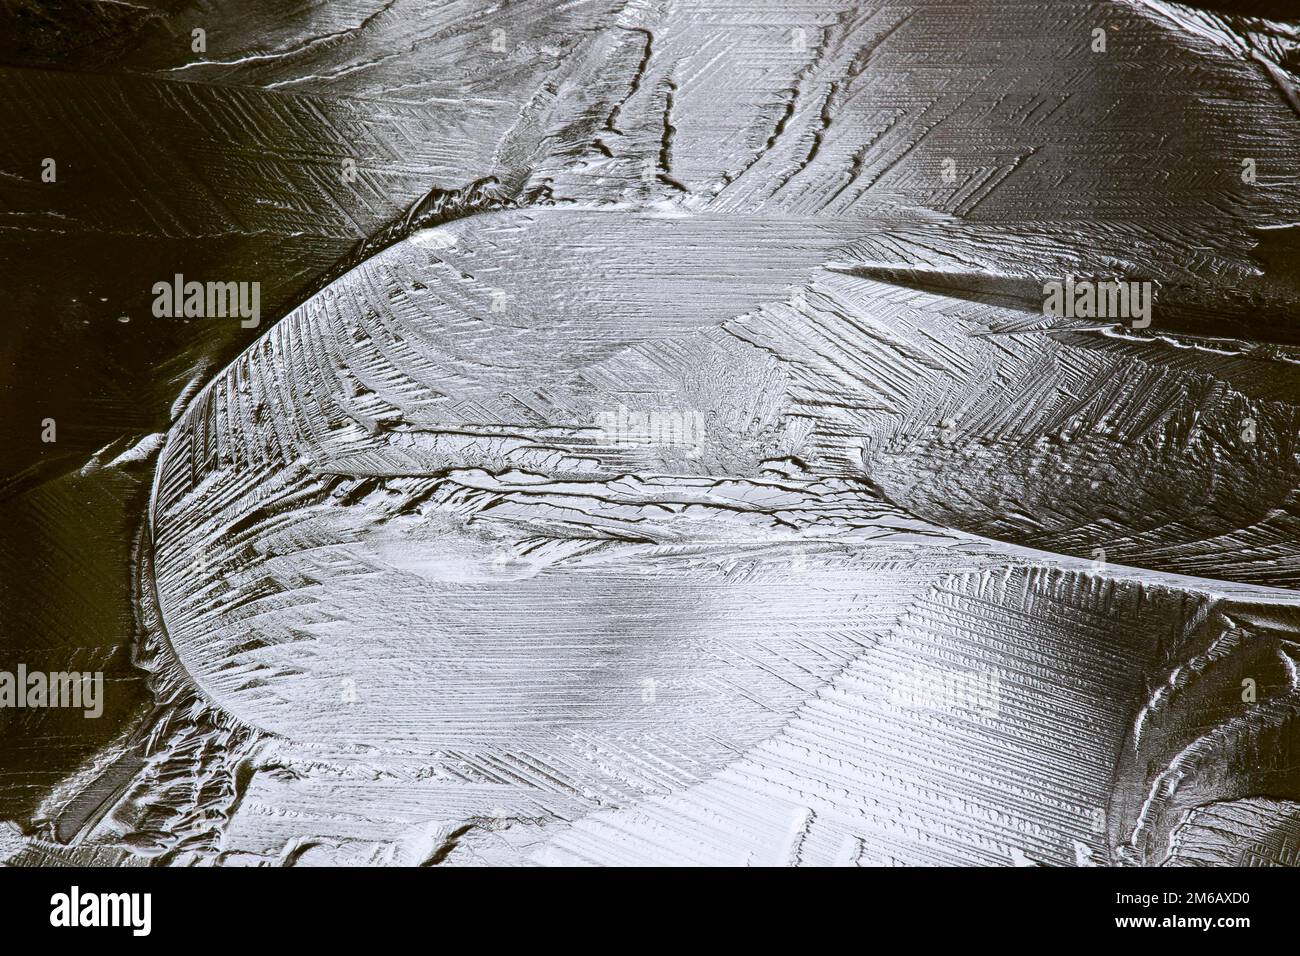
[7,0,1300,867]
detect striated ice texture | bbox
[6,0,1300,867]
